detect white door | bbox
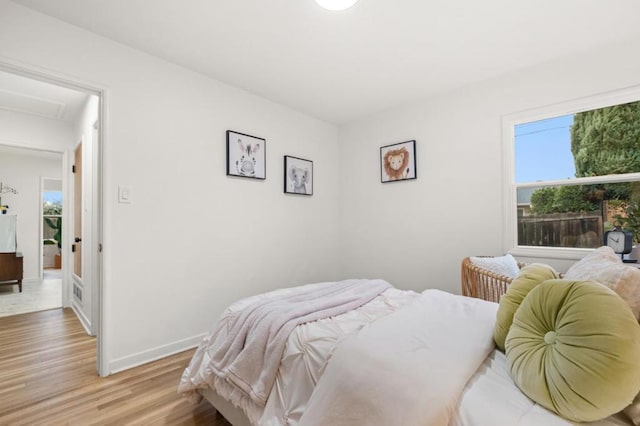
[71,141,86,326]
[71,116,100,338]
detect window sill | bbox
[508,246,594,262]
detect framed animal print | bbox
[380,140,416,183]
[226,130,266,179]
[284,155,313,196]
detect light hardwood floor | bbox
[0,308,231,425]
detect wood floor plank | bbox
[0,308,230,425]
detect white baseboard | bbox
[108,333,207,375]
[71,301,92,335]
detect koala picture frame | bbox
[284,155,313,196]
[380,140,417,183]
[226,130,266,179]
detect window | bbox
[504,88,640,256]
[43,191,62,247]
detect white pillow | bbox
[469,254,520,278]
[564,245,640,322]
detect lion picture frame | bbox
[284,155,313,196]
[380,140,417,183]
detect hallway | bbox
[0,270,61,317]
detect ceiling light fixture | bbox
[315,0,359,11]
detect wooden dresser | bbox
[0,252,23,292]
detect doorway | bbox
[41,177,63,312]
[0,64,104,375]
[42,177,62,277]
[0,149,63,316]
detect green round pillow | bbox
[506,279,640,422]
[493,263,558,351]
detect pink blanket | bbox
[178,278,392,410]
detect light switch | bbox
[118,185,132,204]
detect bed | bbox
[178,274,638,426]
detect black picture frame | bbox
[226,130,266,179]
[380,140,417,183]
[284,155,313,196]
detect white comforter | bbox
[178,279,391,410]
[182,286,632,426]
[299,290,498,426]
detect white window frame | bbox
[502,84,640,260]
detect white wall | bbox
[0,147,62,279]
[338,36,640,293]
[0,108,74,150]
[0,2,340,372]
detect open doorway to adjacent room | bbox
[0,65,103,374]
[0,147,63,317]
[41,177,63,298]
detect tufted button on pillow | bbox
[506,279,640,422]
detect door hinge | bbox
[72,165,76,173]
[98,243,103,253]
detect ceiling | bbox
[0,70,88,124]
[11,0,640,124]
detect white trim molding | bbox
[109,333,207,375]
[72,299,92,335]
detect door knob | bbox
[75,237,82,243]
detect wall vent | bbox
[73,283,82,302]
